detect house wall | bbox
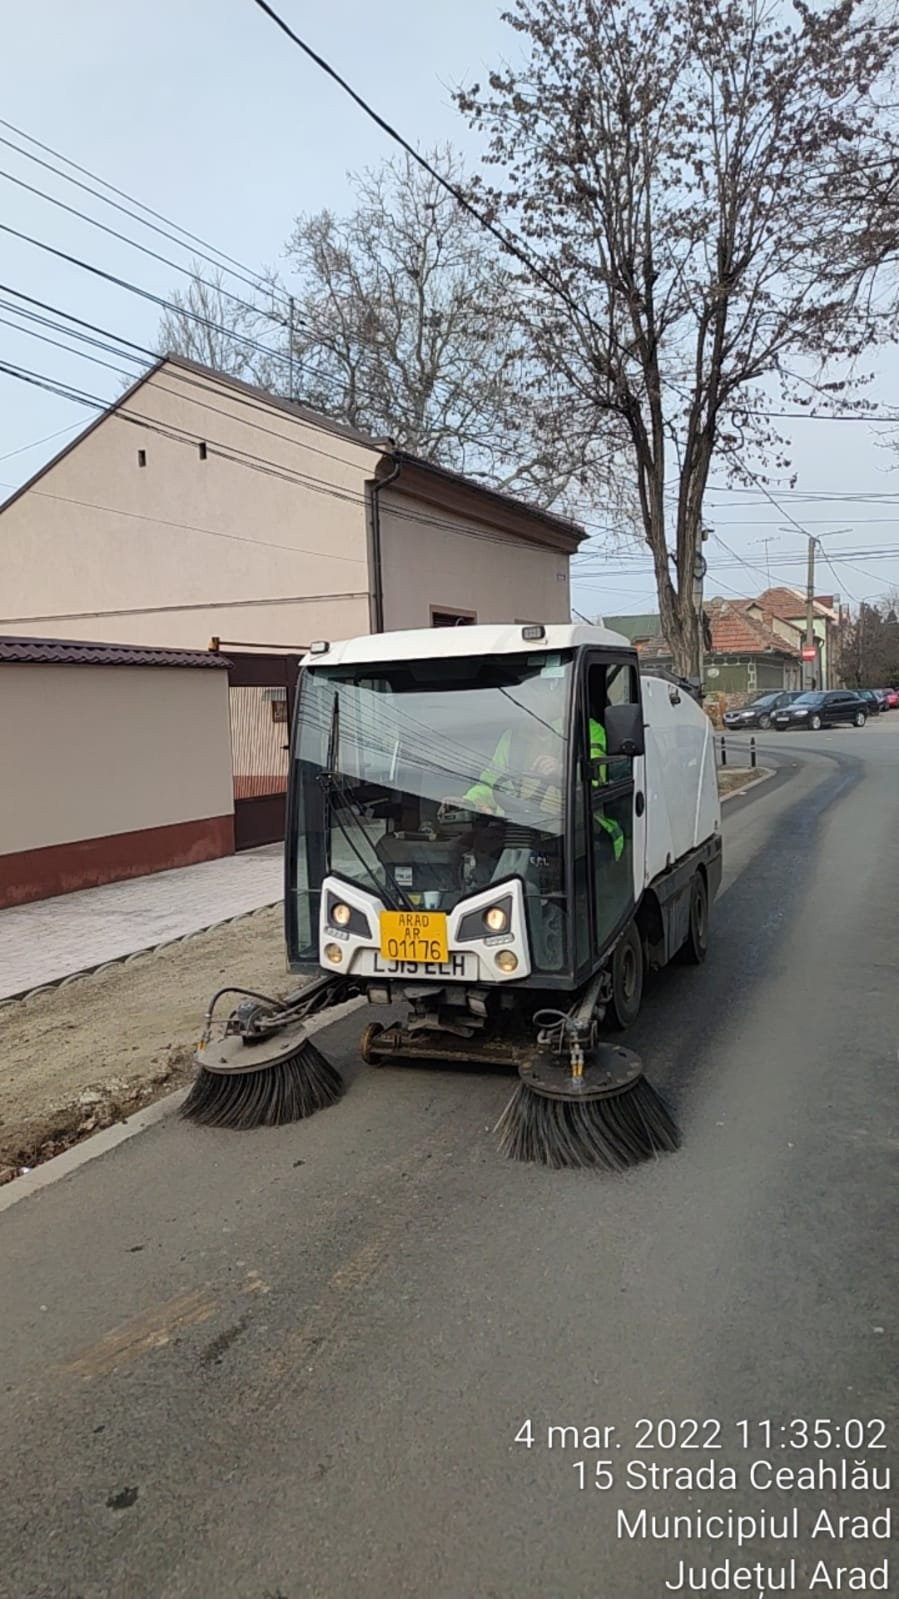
[645,654,797,696]
[377,487,571,629]
[0,365,376,651]
[0,664,234,906]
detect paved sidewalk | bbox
[0,845,284,1002]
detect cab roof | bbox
[303,622,631,668]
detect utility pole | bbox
[805,535,818,691]
[857,602,864,688]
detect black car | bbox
[723,690,803,731]
[858,689,881,715]
[772,689,868,730]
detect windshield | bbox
[792,692,825,705]
[748,693,778,707]
[289,651,574,968]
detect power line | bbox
[0,357,583,563]
[0,313,139,381]
[0,420,82,463]
[0,265,599,489]
[740,406,899,424]
[0,590,370,628]
[0,222,294,372]
[247,0,635,369]
[0,118,278,302]
[0,164,288,338]
[708,532,774,588]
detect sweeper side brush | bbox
[496,1041,680,1172]
[182,978,356,1131]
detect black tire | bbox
[854,710,866,727]
[607,922,645,1031]
[810,713,822,731]
[678,872,709,966]
[758,714,771,730]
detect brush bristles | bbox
[497,1076,680,1171]
[181,1040,344,1130]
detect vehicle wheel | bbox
[810,713,822,730]
[758,714,771,730]
[607,922,644,1031]
[360,1022,388,1065]
[854,711,866,727]
[677,872,709,966]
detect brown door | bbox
[226,652,303,850]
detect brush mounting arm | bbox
[200,973,357,1048]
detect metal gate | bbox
[221,648,304,851]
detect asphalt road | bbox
[1,724,897,1599]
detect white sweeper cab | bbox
[185,623,722,1170]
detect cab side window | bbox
[587,661,640,783]
[584,657,637,949]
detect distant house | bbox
[636,598,801,696]
[745,588,841,690]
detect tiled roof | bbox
[756,587,835,621]
[0,635,230,669]
[636,599,800,659]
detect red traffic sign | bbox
[801,645,817,661]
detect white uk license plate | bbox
[362,950,476,980]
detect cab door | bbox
[581,654,645,956]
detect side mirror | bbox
[604,702,645,758]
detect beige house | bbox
[0,356,582,650]
[0,636,233,907]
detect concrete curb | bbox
[0,1088,189,1214]
[719,765,775,803]
[0,996,367,1214]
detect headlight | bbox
[794,709,809,716]
[326,895,370,938]
[484,906,509,934]
[495,950,518,973]
[324,943,343,964]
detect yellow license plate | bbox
[379,909,449,965]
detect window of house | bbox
[431,608,476,627]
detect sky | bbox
[2,0,899,622]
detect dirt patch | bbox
[718,766,768,797]
[0,905,291,1178]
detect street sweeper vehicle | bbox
[184,623,722,1170]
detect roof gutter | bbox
[367,454,401,634]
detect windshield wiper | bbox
[319,696,412,912]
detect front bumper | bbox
[317,876,534,986]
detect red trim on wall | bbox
[0,815,235,908]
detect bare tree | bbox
[839,596,899,686]
[457,0,899,676]
[158,154,616,511]
[283,147,609,506]
[157,263,285,389]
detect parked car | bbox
[878,687,899,710]
[858,689,881,715]
[772,690,868,730]
[722,690,802,730]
